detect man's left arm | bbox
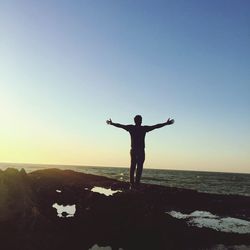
[145,118,174,132]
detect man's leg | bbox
[135,150,145,185]
[130,149,137,185]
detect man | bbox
[106,115,174,186]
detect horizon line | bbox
[0,161,249,175]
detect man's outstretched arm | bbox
[146,118,175,132]
[106,118,129,130]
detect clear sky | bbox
[0,0,249,173]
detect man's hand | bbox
[166,118,174,125]
[106,118,113,125]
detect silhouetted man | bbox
[106,115,174,186]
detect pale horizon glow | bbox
[0,1,249,173]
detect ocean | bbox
[0,163,249,197]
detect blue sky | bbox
[0,0,249,173]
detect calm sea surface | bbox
[1,163,249,196]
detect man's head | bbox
[134,115,142,126]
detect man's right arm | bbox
[106,119,129,130]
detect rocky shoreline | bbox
[0,168,249,250]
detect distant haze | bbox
[0,1,249,173]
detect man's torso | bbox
[126,125,148,150]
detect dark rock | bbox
[0,168,249,250]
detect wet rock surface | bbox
[0,168,249,250]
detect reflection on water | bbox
[91,187,122,196]
[88,244,112,250]
[56,189,62,193]
[210,244,250,250]
[167,210,250,234]
[89,244,123,250]
[52,203,76,218]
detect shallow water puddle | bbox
[91,187,122,196]
[52,203,76,218]
[166,210,250,234]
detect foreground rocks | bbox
[0,168,249,250]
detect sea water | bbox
[0,163,249,196]
[75,166,250,196]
